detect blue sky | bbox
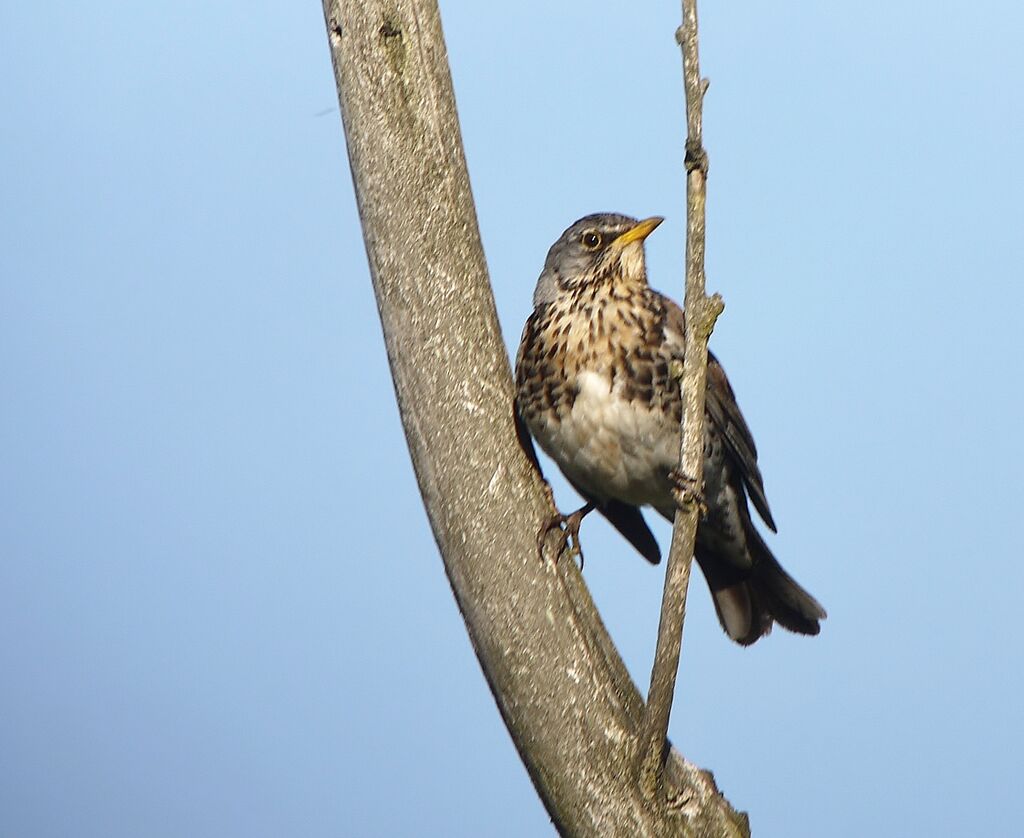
[2,2,1022,836]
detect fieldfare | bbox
[515,213,826,645]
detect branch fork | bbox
[323,0,747,830]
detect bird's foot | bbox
[537,502,594,568]
[669,469,707,518]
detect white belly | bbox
[532,370,679,509]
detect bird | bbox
[514,212,825,645]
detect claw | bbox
[669,469,708,518]
[536,502,595,567]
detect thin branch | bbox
[639,0,724,798]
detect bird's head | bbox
[532,213,663,307]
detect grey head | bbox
[532,212,664,307]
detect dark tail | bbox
[699,528,826,646]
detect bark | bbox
[321,1,747,835]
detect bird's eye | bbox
[581,230,602,250]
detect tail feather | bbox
[752,555,826,638]
[700,528,826,646]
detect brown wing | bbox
[704,354,776,532]
[660,294,777,532]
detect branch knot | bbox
[684,140,708,177]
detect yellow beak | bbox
[612,216,664,248]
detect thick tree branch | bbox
[322,1,743,834]
[639,0,724,798]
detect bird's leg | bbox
[537,501,596,568]
[669,469,707,519]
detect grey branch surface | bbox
[639,0,725,799]
[321,1,745,835]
